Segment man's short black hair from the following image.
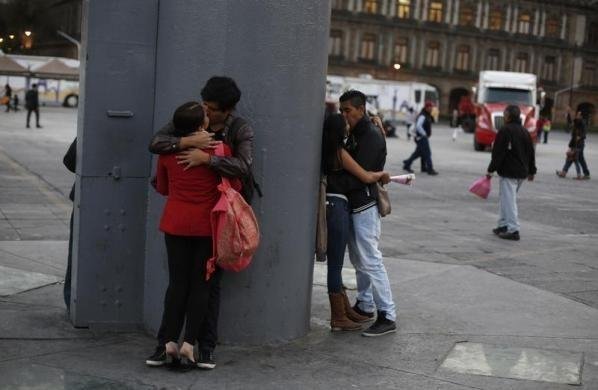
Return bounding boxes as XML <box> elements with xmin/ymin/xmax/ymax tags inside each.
<box><xmin>339</xmin><ymin>90</ymin><xmax>367</xmax><ymax>108</ymax></box>
<box><xmin>200</xmin><ymin>76</ymin><xmax>241</xmax><ymax>111</ymax></box>
<box><xmin>172</xmin><ymin>101</ymin><xmax>204</xmax><ymax>137</ymax></box>
<box><xmin>504</xmin><ymin>105</ymin><xmax>521</xmax><ymax>124</ymax></box>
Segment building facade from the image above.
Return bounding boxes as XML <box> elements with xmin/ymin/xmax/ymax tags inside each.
<box><xmin>328</xmin><ymin>0</ymin><xmax>598</xmax><ymax>126</ymax></box>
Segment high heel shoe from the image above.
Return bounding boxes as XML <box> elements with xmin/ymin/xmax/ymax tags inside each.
<box><xmin>164</xmin><ymin>342</ymin><xmax>180</xmax><ymax>368</ymax></box>
<box><xmin>177</xmin><ymin>342</ymin><xmax>196</xmax><ymax>371</ymax></box>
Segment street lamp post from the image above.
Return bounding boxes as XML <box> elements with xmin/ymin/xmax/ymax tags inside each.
<box><xmin>57</xmin><ymin>30</ymin><xmax>81</xmax><ymax>59</ymax></box>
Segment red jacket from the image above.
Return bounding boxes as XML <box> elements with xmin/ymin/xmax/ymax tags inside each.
<box><xmin>156</xmin><ymin>153</ymin><xmax>220</xmax><ymax>237</ymax></box>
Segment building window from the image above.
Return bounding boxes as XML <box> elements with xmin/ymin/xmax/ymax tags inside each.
<box><xmin>329</xmin><ymin>30</ymin><xmax>344</xmax><ymax>57</ymax></box>
<box><xmin>459</xmin><ymin>6</ymin><xmax>475</xmax><ymax>27</ymax></box>
<box><xmin>331</xmin><ymin>0</ymin><xmax>348</xmax><ymax>9</ymax></box>
<box><xmin>587</xmin><ymin>22</ymin><xmax>598</xmax><ymax>47</ymax></box>
<box><xmin>425</xmin><ymin>41</ymin><xmax>440</xmax><ymax>67</ymax></box>
<box><xmin>455</xmin><ymin>45</ymin><xmax>471</xmax><ymax>71</ymax></box>
<box><xmin>542</xmin><ymin>56</ymin><xmax>556</xmax><ymax>81</ymax></box>
<box><xmin>428</xmin><ymin>1</ymin><xmax>443</xmax><ymax>23</ymax></box>
<box><xmin>518</xmin><ymin>13</ymin><xmax>531</xmax><ymax>34</ymax></box>
<box><xmin>397</xmin><ymin>0</ymin><xmax>410</xmax><ymax>18</ymax></box>
<box><xmin>364</xmin><ymin>0</ymin><xmax>379</xmax><ymax>14</ymax></box>
<box><xmin>394</xmin><ymin>37</ymin><xmax>408</xmax><ymax>64</ymax></box>
<box><xmin>489</xmin><ymin>10</ymin><xmax>503</xmax><ymax>31</ymax></box>
<box><xmin>582</xmin><ymin>64</ymin><xmax>596</xmax><ymax>86</ymax></box>
<box><xmin>545</xmin><ymin>18</ymin><xmax>560</xmax><ymax>38</ymax></box>
<box><xmin>514</xmin><ymin>52</ymin><xmax>529</xmax><ymax>72</ymax></box>
<box><xmin>486</xmin><ymin>49</ymin><xmax>500</xmax><ymax>70</ymax></box>
<box><xmin>360</xmin><ymin>33</ymin><xmax>377</xmax><ymax>60</ymax></box>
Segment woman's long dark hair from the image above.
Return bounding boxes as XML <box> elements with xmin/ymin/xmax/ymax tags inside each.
<box><xmin>321</xmin><ymin>114</ymin><xmax>347</xmax><ymax>174</ymax></box>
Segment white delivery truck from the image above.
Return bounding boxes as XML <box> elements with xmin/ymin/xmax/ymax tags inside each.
<box><xmin>326</xmin><ymin>74</ymin><xmax>439</xmax><ymax>123</ymax></box>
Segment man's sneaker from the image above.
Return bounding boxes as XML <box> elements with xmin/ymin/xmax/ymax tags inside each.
<box><xmin>197</xmin><ymin>350</ymin><xmax>216</xmax><ymax>370</ymax></box>
<box><xmin>362</xmin><ymin>311</ymin><xmax>396</xmax><ymax>337</ymax></box>
<box><xmin>427</xmin><ymin>170</ymin><xmax>439</xmax><ymax>176</ymax></box>
<box><xmin>145</xmin><ymin>345</ymin><xmax>166</xmax><ymax>367</ymax></box>
<box><xmin>498</xmin><ymin>231</ymin><xmax>520</xmax><ymax>241</ymax></box>
<box><xmin>352</xmin><ymin>300</ymin><xmax>375</xmax><ymax>319</ymax></box>
<box><xmin>583</xmin><ymin>175</ymin><xmax>591</xmax><ymax>180</ymax></box>
<box><xmin>492</xmin><ymin>226</ymin><xmax>507</xmax><ymax>235</ymax></box>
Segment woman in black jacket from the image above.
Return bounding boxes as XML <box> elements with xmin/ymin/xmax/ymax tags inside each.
<box><xmin>557</xmin><ymin>113</ymin><xmax>590</xmax><ymax>180</ymax></box>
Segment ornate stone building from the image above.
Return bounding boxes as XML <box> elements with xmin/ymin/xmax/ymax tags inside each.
<box><xmin>328</xmin><ymin>0</ymin><xmax>598</xmax><ymax>126</ymax></box>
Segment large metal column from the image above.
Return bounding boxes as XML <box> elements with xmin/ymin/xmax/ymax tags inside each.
<box><xmin>72</xmin><ymin>0</ymin><xmax>159</xmax><ymax>328</ymax></box>
<box><xmin>75</xmin><ymin>0</ymin><xmax>331</xmax><ymax>344</ymax></box>
<box><xmin>144</xmin><ymin>1</ymin><xmax>331</xmax><ymax>344</ymax></box>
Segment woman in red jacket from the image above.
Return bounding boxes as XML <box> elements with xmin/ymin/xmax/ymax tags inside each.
<box><xmin>154</xmin><ymin>102</ymin><xmax>219</xmax><ymax>369</ymax></box>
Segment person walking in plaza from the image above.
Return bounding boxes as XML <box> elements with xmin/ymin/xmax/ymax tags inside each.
<box><xmin>339</xmin><ymin>90</ymin><xmax>397</xmax><ymax>337</ymax></box>
<box><xmin>25</xmin><ymin>84</ymin><xmax>42</xmax><ymax>128</ymax></box>
<box><xmin>556</xmin><ymin>112</ymin><xmax>591</xmax><ymax>180</ymax></box>
<box><xmin>152</xmin><ymin>101</ymin><xmax>217</xmax><ymax>370</ymax></box>
<box><xmin>487</xmin><ymin>105</ymin><xmax>537</xmax><ymax>241</ymax></box>
<box><xmin>146</xmin><ymin>76</ymin><xmax>255</xmax><ymax>370</ymax></box>
<box><xmin>321</xmin><ymin>113</ymin><xmax>390</xmax><ymax>332</ymax></box>
<box><xmin>402</xmin><ymin>101</ymin><xmax>438</xmax><ymax>175</ymax></box>
<box><xmin>3</xmin><ymin>84</ymin><xmax>12</xmax><ymax>112</ymax></box>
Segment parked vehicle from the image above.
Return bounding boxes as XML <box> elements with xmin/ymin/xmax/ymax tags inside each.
<box><xmin>326</xmin><ymin>74</ymin><xmax>440</xmax><ymax>122</ymax></box>
<box><xmin>0</xmin><ymin>53</ymin><xmax>79</xmax><ymax>107</ymax></box>
<box><xmin>473</xmin><ymin>71</ymin><xmax>538</xmax><ymax>151</ymax></box>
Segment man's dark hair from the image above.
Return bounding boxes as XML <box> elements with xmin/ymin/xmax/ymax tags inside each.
<box><xmin>504</xmin><ymin>105</ymin><xmax>521</xmax><ymax>124</ymax></box>
<box><xmin>172</xmin><ymin>101</ymin><xmax>204</xmax><ymax>137</ymax></box>
<box><xmin>339</xmin><ymin>90</ymin><xmax>367</xmax><ymax>108</ymax></box>
<box><xmin>200</xmin><ymin>76</ymin><xmax>241</xmax><ymax>111</ymax></box>
<box><xmin>31</xmin><ymin>83</ymin><xmax>37</xmax><ymax>88</ymax></box>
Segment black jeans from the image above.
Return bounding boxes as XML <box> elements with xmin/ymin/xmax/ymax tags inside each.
<box><xmin>63</xmin><ymin>211</ymin><xmax>74</xmax><ymax>310</ymax></box>
<box><xmin>161</xmin><ymin>234</ymin><xmax>213</xmax><ymax>344</ymax></box>
<box><xmin>404</xmin><ymin>137</ymin><xmax>433</xmax><ymax>171</ymax></box>
<box><xmin>26</xmin><ymin>108</ymin><xmax>40</xmax><ymax>127</ymax></box>
<box><xmin>157</xmin><ymin>241</ymin><xmax>222</xmax><ymax>350</ymax></box>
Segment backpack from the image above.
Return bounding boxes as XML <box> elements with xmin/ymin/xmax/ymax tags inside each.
<box><xmin>206</xmin><ymin>144</ymin><xmax>260</xmax><ymax>280</ymax></box>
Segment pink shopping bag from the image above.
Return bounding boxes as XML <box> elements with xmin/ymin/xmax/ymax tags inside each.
<box><xmin>469</xmin><ymin>176</ymin><xmax>491</xmax><ymax>199</ymax></box>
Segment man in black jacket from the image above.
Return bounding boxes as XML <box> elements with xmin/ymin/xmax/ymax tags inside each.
<box><xmin>339</xmin><ymin>90</ymin><xmax>397</xmax><ymax>337</ymax></box>
<box><xmin>487</xmin><ymin>105</ymin><xmax>536</xmax><ymax>241</ymax></box>
<box><xmin>146</xmin><ymin>76</ymin><xmax>255</xmax><ymax>370</ymax></box>
<box><xmin>25</xmin><ymin>84</ymin><xmax>42</xmax><ymax>128</ymax></box>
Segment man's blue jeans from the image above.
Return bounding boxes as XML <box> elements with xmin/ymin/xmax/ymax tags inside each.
<box><xmin>498</xmin><ymin>177</ymin><xmax>524</xmax><ymax>233</ymax></box>
<box><xmin>348</xmin><ymin>206</ymin><xmax>396</xmax><ymax>321</ymax></box>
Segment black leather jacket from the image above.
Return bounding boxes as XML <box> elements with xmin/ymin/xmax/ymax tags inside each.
<box><xmin>149</xmin><ymin>114</ymin><xmax>254</xmax><ymax>179</ymax></box>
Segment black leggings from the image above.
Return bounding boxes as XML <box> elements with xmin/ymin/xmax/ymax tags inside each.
<box><xmin>162</xmin><ymin>234</ymin><xmax>212</xmax><ymax>344</ymax></box>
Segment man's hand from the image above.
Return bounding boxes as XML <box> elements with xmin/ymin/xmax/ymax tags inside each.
<box><xmin>379</xmin><ymin>172</ymin><xmax>391</xmax><ymax>185</ymax></box>
<box><xmin>179</xmin><ymin>131</ymin><xmax>218</xmax><ymax>150</ymax></box>
<box><xmin>527</xmin><ymin>175</ymin><xmax>535</xmax><ymax>181</ymax></box>
<box><xmin>176</xmin><ymin>149</ymin><xmax>210</xmax><ymax>170</ymax></box>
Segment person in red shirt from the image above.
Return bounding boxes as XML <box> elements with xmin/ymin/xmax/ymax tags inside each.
<box><xmin>154</xmin><ymin>101</ymin><xmax>219</xmax><ymax>369</ymax></box>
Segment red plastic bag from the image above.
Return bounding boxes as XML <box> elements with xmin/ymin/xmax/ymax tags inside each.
<box><xmin>469</xmin><ymin>176</ymin><xmax>491</xmax><ymax>199</ymax></box>
<box><xmin>206</xmin><ymin>143</ymin><xmax>260</xmax><ymax>280</ymax></box>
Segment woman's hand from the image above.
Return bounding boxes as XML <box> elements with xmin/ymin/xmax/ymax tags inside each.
<box><xmin>180</xmin><ymin>131</ymin><xmax>218</xmax><ymax>150</ymax></box>
<box><xmin>176</xmin><ymin>149</ymin><xmax>211</xmax><ymax>170</ymax></box>
<box><xmin>370</xmin><ymin>115</ymin><xmax>385</xmax><ymax>137</ymax></box>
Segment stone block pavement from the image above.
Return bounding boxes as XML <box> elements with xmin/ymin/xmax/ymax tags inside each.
<box><xmin>0</xmin><ymin>108</ymin><xmax>597</xmax><ymax>389</ymax></box>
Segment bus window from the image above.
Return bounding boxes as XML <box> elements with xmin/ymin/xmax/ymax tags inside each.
<box><xmin>415</xmin><ymin>90</ymin><xmax>422</xmax><ymax>104</ymax></box>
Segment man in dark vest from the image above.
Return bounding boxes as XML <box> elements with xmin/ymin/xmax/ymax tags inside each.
<box><xmin>402</xmin><ymin>101</ymin><xmax>438</xmax><ymax>175</ymax></box>
<box><xmin>145</xmin><ymin>76</ymin><xmax>255</xmax><ymax>370</ymax></box>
